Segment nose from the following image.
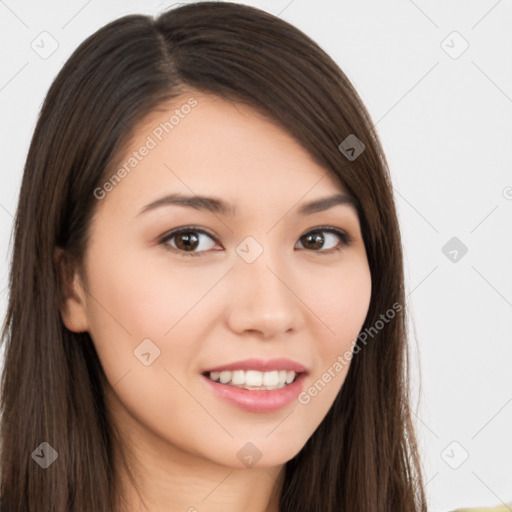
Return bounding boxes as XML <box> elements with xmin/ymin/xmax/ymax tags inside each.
<box><xmin>226</xmin><ymin>245</ymin><xmax>304</xmax><ymax>339</ymax></box>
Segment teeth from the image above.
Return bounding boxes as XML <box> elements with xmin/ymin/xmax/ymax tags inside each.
<box><xmin>208</xmin><ymin>370</ymin><xmax>297</xmax><ymax>390</ymax></box>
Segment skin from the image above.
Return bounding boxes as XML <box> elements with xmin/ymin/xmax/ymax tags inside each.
<box><xmin>57</xmin><ymin>91</ymin><xmax>372</xmax><ymax>512</ymax></box>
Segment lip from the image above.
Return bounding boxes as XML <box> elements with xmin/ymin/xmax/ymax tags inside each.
<box><xmin>201</xmin><ymin>371</ymin><xmax>308</xmax><ymax>413</ymax></box>
<box><xmin>202</xmin><ymin>358</ymin><xmax>308</xmax><ymax>374</ymax></box>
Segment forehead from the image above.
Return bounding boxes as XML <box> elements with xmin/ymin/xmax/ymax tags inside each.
<box><xmin>97</xmin><ymin>91</ymin><xmax>351</xmax><ymax>217</ymax></box>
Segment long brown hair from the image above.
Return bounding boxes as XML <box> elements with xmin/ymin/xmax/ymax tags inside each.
<box><xmin>0</xmin><ymin>2</ymin><xmax>427</xmax><ymax>511</ymax></box>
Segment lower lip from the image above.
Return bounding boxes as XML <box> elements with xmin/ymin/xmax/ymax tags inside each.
<box><xmin>201</xmin><ymin>372</ymin><xmax>307</xmax><ymax>413</ymax></box>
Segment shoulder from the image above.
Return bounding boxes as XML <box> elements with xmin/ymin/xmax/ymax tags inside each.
<box><xmin>450</xmin><ymin>504</ymin><xmax>512</xmax><ymax>512</ymax></box>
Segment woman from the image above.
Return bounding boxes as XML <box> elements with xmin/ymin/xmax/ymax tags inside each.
<box><xmin>0</xmin><ymin>2</ymin><xmax>427</xmax><ymax>511</ymax></box>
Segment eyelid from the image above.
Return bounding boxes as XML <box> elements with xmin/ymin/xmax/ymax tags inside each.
<box><xmin>160</xmin><ymin>225</ymin><xmax>218</xmax><ymax>241</ymax></box>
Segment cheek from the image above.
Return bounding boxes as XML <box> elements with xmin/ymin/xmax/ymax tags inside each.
<box><xmin>83</xmin><ymin>244</ymin><xmax>223</xmax><ymax>377</ymax></box>
<box><xmin>84</xmin><ymin>239</ymin><xmax>199</xmax><ymax>333</ymax></box>
<box><xmin>306</xmin><ymin>258</ymin><xmax>372</xmax><ymax>348</ymax></box>
<box><xmin>293</xmin><ymin>261</ymin><xmax>371</xmax><ymax>428</ymax></box>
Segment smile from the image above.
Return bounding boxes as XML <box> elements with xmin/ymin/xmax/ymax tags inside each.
<box><xmin>205</xmin><ymin>369</ymin><xmax>298</xmax><ymax>390</ymax></box>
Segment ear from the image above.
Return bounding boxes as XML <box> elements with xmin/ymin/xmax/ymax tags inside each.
<box><xmin>54</xmin><ymin>247</ymin><xmax>89</xmax><ymax>333</ymax></box>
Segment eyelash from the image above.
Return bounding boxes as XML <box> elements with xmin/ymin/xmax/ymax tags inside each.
<box><xmin>158</xmin><ymin>225</ymin><xmax>354</xmax><ymax>258</ymax></box>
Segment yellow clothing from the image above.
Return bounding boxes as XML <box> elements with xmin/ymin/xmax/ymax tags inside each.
<box><xmin>451</xmin><ymin>504</ymin><xmax>512</xmax><ymax>512</ymax></box>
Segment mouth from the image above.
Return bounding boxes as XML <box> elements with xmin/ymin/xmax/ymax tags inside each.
<box><xmin>202</xmin><ymin>369</ymin><xmax>302</xmax><ymax>391</ymax></box>
<box><xmin>200</xmin><ymin>359</ymin><xmax>309</xmax><ymax>412</ymax></box>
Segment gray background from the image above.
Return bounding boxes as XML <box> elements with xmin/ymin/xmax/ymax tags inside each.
<box><xmin>1</xmin><ymin>1</ymin><xmax>511</xmax><ymax>510</ymax></box>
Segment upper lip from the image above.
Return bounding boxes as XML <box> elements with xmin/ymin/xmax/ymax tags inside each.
<box><xmin>203</xmin><ymin>358</ymin><xmax>308</xmax><ymax>374</ymax></box>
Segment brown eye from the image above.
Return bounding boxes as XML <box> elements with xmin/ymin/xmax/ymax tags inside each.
<box><xmin>296</xmin><ymin>228</ymin><xmax>352</xmax><ymax>253</ymax></box>
<box><xmin>159</xmin><ymin>225</ymin><xmax>352</xmax><ymax>258</ymax></box>
<box><xmin>160</xmin><ymin>227</ymin><xmax>218</xmax><ymax>257</ymax></box>
<box><xmin>300</xmin><ymin>232</ymin><xmax>325</xmax><ymax>250</ymax></box>
<box><xmin>174</xmin><ymin>232</ymin><xmax>200</xmax><ymax>251</ymax></box>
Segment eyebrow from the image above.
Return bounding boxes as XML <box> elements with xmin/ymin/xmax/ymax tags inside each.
<box><xmin>137</xmin><ymin>192</ymin><xmax>358</xmax><ymax>217</ymax></box>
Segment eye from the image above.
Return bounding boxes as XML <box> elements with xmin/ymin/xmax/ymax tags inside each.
<box><xmin>158</xmin><ymin>225</ymin><xmax>353</xmax><ymax>257</ymax></box>
<box><xmin>159</xmin><ymin>227</ymin><xmax>219</xmax><ymax>257</ymax></box>
<box><xmin>296</xmin><ymin>227</ymin><xmax>353</xmax><ymax>254</ymax></box>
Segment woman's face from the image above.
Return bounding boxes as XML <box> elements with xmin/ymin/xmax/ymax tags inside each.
<box><xmin>62</xmin><ymin>91</ymin><xmax>372</xmax><ymax>469</ymax></box>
